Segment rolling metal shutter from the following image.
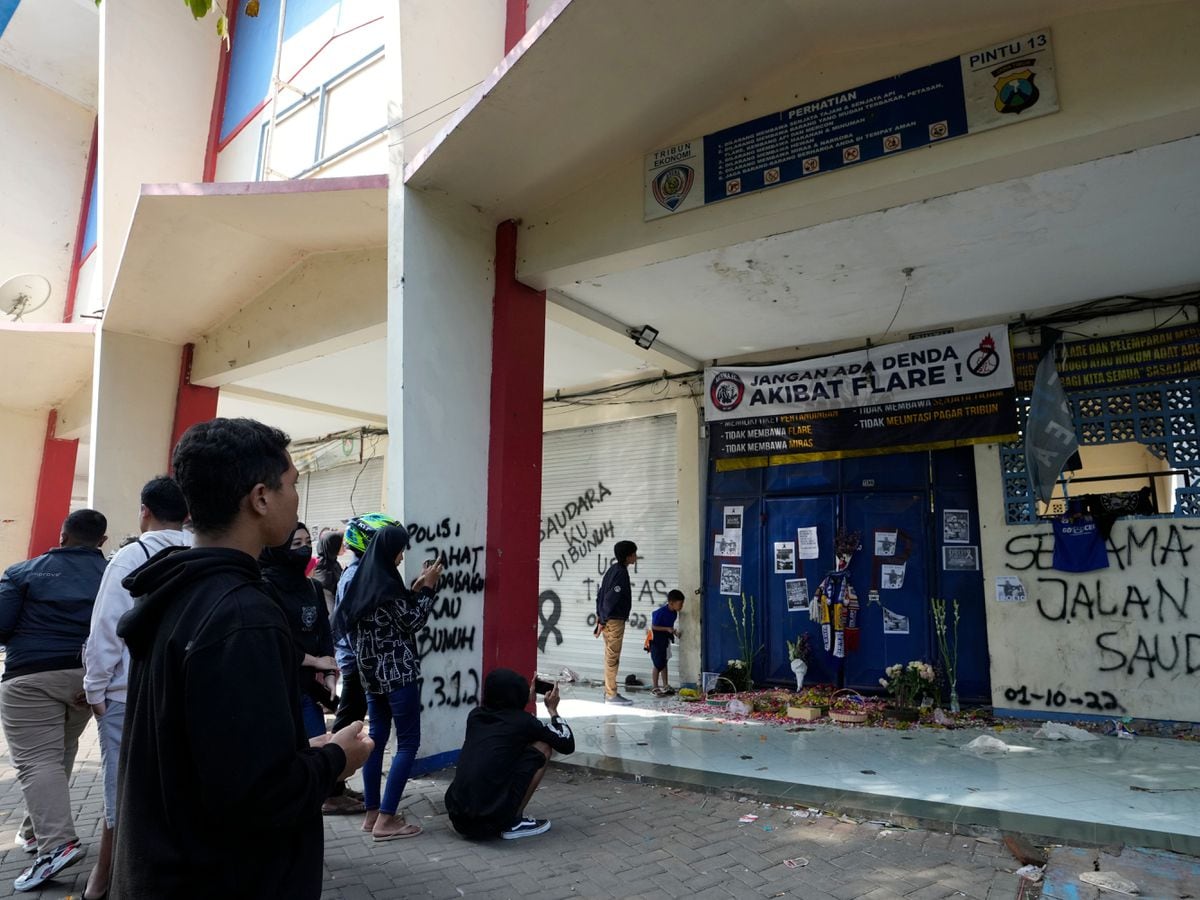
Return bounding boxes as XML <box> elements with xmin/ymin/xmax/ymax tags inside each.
<box><xmin>298</xmin><ymin>457</ymin><xmax>385</xmax><ymax>537</ymax></box>
<box><xmin>538</xmin><ymin>414</ymin><xmax>678</xmax><ymax>683</ymax></box>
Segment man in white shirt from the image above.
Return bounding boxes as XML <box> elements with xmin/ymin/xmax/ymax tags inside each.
<box><xmin>80</xmin><ymin>476</ymin><xmax>190</xmax><ymax>900</ymax></box>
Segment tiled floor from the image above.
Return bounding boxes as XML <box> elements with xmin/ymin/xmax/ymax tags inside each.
<box><xmin>548</xmin><ymin>688</ymin><xmax>1200</xmax><ymax>855</ymax></box>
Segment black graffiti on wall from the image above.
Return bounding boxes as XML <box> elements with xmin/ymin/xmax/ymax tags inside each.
<box><xmin>538</xmin><ymin>590</ymin><xmax>563</xmax><ymax>651</ymax></box>
<box><xmin>1003</xmin><ymin>522</ymin><xmax>1200</xmax><ymax>680</ymax></box>
<box><xmin>405</xmin><ymin>516</ymin><xmax>484</xmax><ymax>709</ymax></box>
<box><xmin>1002</xmin><ymin>685</ymin><xmax>1126</xmax><ymax>713</ymax></box>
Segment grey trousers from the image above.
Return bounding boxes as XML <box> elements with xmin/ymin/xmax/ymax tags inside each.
<box><xmin>1</xmin><ymin>668</ymin><xmax>90</xmax><ymax>851</ymax></box>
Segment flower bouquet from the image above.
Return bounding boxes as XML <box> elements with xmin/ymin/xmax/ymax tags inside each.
<box><xmin>879</xmin><ymin>660</ymin><xmax>936</xmax><ymax>721</ymax></box>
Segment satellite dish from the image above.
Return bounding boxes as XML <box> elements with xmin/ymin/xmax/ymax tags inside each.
<box><xmin>0</xmin><ymin>274</ymin><xmax>51</xmax><ymax>321</ymax></box>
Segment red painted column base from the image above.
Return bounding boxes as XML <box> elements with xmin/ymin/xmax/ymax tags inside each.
<box><xmin>169</xmin><ymin>344</ymin><xmax>220</xmax><ymax>470</ymax></box>
<box><xmin>27</xmin><ymin>411</ymin><xmax>79</xmax><ymax>558</ymax></box>
<box><xmin>483</xmin><ymin>221</ymin><xmax>545</xmax><ymax>680</ymax></box>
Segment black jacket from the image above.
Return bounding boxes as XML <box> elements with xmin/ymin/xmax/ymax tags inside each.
<box><xmin>595</xmin><ymin>561</ymin><xmax>632</xmax><ymax>623</ymax></box>
<box><xmin>0</xmin><ymin>546</ymin><xmax>105</xmax><ymax>680</ymax></box>
<box><xmin>445</xmin><ymin>706</ymin><xmax>574</xmax><ymax>828</ymax></box>
<box><xmin>111</xmin><ymin>546</ymin><xmax>345</xmax><ymax>899</ymax></box>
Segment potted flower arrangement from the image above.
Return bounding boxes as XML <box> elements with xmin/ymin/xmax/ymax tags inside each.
<box><xmin>785</xmin><ymin>633</ymin><xmax>813</xmax><ymax>690</ymax></box>
<box><xmin>786</xmin><ymin>686</ymin><xmax>828</xmax><ymax>721</ymax></box>
<box><xmin>879</xmin><ymin>660</ymin><xmax>936</xmax><ymax>721</ymax></box>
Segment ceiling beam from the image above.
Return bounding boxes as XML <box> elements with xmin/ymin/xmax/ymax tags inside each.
<box><xmin>546</xmin><ymin>290</ymin><xmax>700</xmax><ymax>373</ymax></box>
<box><xmin>219</xmin><ymin>384</ymin><xmax>388</xmax><ymax>428</ymax></box>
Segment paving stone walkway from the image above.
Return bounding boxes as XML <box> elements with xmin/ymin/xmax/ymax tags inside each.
<box><xmin>0</xmin><ymin>720</ymin><xmax>1031</xmax><ymax>899</ymax></box>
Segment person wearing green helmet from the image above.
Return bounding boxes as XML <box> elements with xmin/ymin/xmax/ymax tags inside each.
<box><xmin>323</xmin><ymin>513</ymin><xmax>400</xmax><ymax>814</ymax></box>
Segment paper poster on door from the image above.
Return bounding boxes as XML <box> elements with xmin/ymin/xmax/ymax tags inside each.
<box><xmin>714</xmin><ymin>532</ymin><xmax>741</xmax><ymax>557</ymax></box>
<box><xmin>881</xmin><ymin>563</ymin><xmax>906</xmax><ymax>589</ymax></box>
<box><xmin>774</xmin><ymin>542</ymin><xmax>796</xmax><ymax>574</ymax></box>
<box><xmin>882</xmin><ymin>607</ymin><xmax>910</xmax><ymax>634</ymax></box>
<box><xmin>874</xmin><ymin>531</ymin><xmax>898</xmax><ymax>557</ymax></box>
<box><xmin>796</xmin><ymin>526</ymin><xmax>820</xmax><ymax>559</ymax></box>
<box><xmin>785</xmin><ymin>578</ymin><xmax>808</xmax><ymax>611</ymax></box>
<box><xmin>943</xmin><ymin>545</ymin><xmax>979</xmax><ymax>571</ymax></box>
<box><xmin>943</xmin><ymin>509</ymin><xmax>970</xmax><ymax>544</ymax></box>
<box><xmin>723</xmin><ymin>506</ymin><xmax>743</xmax><ymax>533</ymax></box>
<box><xmin>719</xmin><ymin>564</ymin><xmax>742</xmax><ymax>596</ymax></box>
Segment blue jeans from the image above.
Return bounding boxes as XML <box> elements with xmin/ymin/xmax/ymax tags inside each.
<box><xmin>300</xmin><ymin>694</ymin><xmax>327</xmax><ymax>740</ymax></box>
<box><xmin>363</xmin><ymin>682</ymin><xmax>421</xmax><ymax>815</ymax></box>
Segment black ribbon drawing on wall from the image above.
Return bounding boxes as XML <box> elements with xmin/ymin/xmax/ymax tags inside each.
<box><xmin>538</xmin><ymin>590</ymin><xmax>563</xmax><ymax>651</ymax></box>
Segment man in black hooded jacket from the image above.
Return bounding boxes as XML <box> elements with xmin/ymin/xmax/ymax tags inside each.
<box><xmin>111</xmin><ymin>419</ymin><xmax>373</xmax><ymax>899</ymax></box>
<box><xmin>444</xmin><ymin>668</ymin><xmax>574</xmax><ymax>841</ymax></box>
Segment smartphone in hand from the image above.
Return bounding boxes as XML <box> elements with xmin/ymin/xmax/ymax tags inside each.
<box><xmin>534</xmin><ymin>678</ymin><xmax>555</xmax><ymax>695</ymax></box>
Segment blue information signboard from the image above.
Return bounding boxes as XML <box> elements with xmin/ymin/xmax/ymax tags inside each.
<box><xmin>645</xmin><ymin>30</ymin><xmax>1057</xmax><ymax>220</ymax></box>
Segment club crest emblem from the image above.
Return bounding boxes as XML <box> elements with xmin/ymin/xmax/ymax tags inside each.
<box><xmin>992</xmin><ymin>61</ymin><xmax>1040</xmax><ymax>114</ymax></box>
<box><xmin>710</xmin><ymin>371</ymin><xmax>745</xmax><ymax>413</ymax></box>
<box><xmin>301</xmin><ymin>606</ymin><xmax>317</xmax><ymax>629</ymax></box>
<box><xmin>652</xmin><ymin>164</ymin><xmax>695</xmax><ymax>212</ymax></box>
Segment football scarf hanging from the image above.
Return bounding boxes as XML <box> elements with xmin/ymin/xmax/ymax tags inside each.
<box><xmin>812</xmin><ymin>530</ymin><xmax>862</xmax><ymax>658</ymax></box>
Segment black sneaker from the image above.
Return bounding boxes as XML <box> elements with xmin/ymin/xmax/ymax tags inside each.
<box><xmin>14</xmin><ymin>839</ymin><xmax>85</xmax><ymax>892</ymax></box>
<box><xmin>501</xmin><ymin>817</ymin><xmax>551</xmax><ymax>840</ymax></box>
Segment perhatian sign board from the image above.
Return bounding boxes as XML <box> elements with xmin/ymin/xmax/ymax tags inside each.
<box><xmin>645</xmin><ymin>30</ymin><xmax>1057</xmax><ymax>220</ymax></box>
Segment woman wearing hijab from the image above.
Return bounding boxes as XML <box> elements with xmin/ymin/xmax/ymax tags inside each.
<box><xmin>260</xmin><ymin>523</ymin><xmax>338</xmax><ymax>740</ymax></box>
<box><xmin>310</xmin><ymin>529</ymin><xmax>344</xmax><ymax>617</ymax></box>
<box><xmin>334</xmin><ymin>525</ymin><xmax>443</xmax><ymax>840</ymax></box>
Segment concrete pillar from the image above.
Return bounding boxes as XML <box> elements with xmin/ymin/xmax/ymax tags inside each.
<box><xmin>0</xmin><ymin>410</ymin><xmax>57</xmax><ymax>567</ymax></box>
<box><xmin>484</xmin><ymin>222</ymin><xmax>545</xmax><ymax>679</ymax></box>
<box><xmin>89</xmin><ymin>332</ymin><xmax>182</xmax><ymax>543</ymax></box>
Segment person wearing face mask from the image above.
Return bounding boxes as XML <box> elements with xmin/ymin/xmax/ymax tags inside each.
<box><xmin>334</xmin><ymin>525</ymin><xmax>443</xmax><ymax>841</ymax></box>
<box><xmin>260</xmin><ymin>523</ymin><xmax>337</xmax><ymax>741</ymax></box>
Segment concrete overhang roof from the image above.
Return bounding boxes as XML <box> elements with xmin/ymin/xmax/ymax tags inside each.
<box><xmin>403</xmin><ymin>0</ymin><xmax>1147</xmax><ymax>218</ymax></box>
<box><xmin>105</xmin><ymin>176</ymin><xmax>388</xmax><ymax>344</ymax></box>
<box><xmin>0</xmin><ymin>322</ymin><xmax>94</xmax><ymax>412</ymax></box>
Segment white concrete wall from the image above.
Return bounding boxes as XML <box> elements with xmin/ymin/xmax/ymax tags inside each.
<box><xmin>0</xmin><ymin>67</ymin><xmax>93</xmax><ymax>324</ymax></box>
<box><xmin>71</xmin><ymin>252</ymin><xmax>101</xmax><ymax>322</ymax></box>
<box><xmin>398</xmin><ymin>0</ymin><xmax>505</xmax><ymax>164</ymax></box>
<box><xmin>0</xmin><ymin>410</ymin><xmax>50</xmax><ymax>569</ymax></box>
<box><xmin>542</xmin><ymin>390</ymin><xmax>705</xmax><ymax>684</ymax></box>
<box><xmin>88</xmin><ymin>332</ymin><xmax>181</xmax><ymax>544</ymax></box>
<box><xmin>99</xmin><ymin>0</ymin><xmax>216</xmax><ymax>305</ymax></box>
<box><xmin>519</xmin><ymin>1</ymin><xmax>1200</xmax><ymax>287</ymax></box>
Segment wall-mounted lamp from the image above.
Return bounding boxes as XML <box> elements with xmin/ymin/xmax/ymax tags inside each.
<box><xmin>630</xmin><ymin>324</ymin><xmax>659</xmax><ymax>350</ymax></box>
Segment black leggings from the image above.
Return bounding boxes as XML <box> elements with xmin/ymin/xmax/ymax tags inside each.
<box><xmin>328</xmin><ymin>669</ymin><xmax>367</xmax><ymax>796</ymax></box>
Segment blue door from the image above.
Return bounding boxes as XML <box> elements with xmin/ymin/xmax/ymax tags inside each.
<box><xmin>762</xmin><ymin>496</ymin><xmax>837</xmax><ymax>685</ymax></box>
<box><xmin>839</xmin><ymin>490</ymin><xmax>931</xmax><ymax>691</ymax></box>
<box><xmin>702</xmin><ymin>496</ymin><xmax>761</xmax><ymax>678</ymax></box>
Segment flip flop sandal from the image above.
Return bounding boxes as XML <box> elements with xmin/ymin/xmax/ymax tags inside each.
<box><xmin>372</xmin><ymin>823</ymin><xmax>422</xmax><ymax>841</ymax></box>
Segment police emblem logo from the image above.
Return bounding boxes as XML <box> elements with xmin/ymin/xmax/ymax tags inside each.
<box><xmin>883</xmin><ymin>134</ymin><xmax>901</xmax><ymax>153</ymax></box>
<box><xmin>802</xmin><ymin>156</ymin><xmax>820</xmax><ymax>175</ymax></box>
<box><xmin>992</xmin><ymin>60</ymin><xmax>1040</xmax><ymax>115</ymax></box>
<box><xmin>842</xmin><ymin>145</ymin><xmax>861</xmax><ymax>164</ymax></box>
<box><xmin>651</xmin><ymin>164</ymin><xmax>695</xmax><ymax>212</ymax></box>
<box><xmin>763</xmin><ymin>167</ymin><xmax>780</xmax><ymax>185</ymax></box>
<box><xmin>726</xmin><ymin>177</ymin><xmax>742</xmax><ymax>196</ymax></box>
<box><xmin>928</xmin><ymin>121</ymin><xmax>949</xmax><ymax>140</ymax></box>
<box><xmin>710</xmin><ymin>371</ymin><xmax>745</xmax><ymax>413</ymax></box>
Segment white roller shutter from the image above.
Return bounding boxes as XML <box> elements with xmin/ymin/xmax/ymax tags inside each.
<box><xmin>298</xmin><ymin>457</ymin><xmax>385</xmax><ymax>536</ymax></box>
<box><xmin>538</xmin><ymin>415</ymin><xmax>678</xmax><ymax>683</ymax></box>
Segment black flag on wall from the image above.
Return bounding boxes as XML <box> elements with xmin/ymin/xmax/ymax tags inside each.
<box><xmin>1024</xmin><ymin>330</ymin><xmax>1079</xmax><ymax>504</ymax></box>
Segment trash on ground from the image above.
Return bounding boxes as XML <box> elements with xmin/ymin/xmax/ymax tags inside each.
<box><xmin>1004</xmin><ymin>834</ymin><xmax>1049</xmax><ymax>867</ymax></box>
<box><xmin>1079</xmin><ymin>871</ymin><xmax>1139</xmax><ymax>894</ymax></box>
<box><xmin>1014</xmin><ymin>865</ymin><xmax>1044</xmax><ymax>882</ymax></box>
<box><xmin>762</xmin><ymin>824</ymin><xmax>774</xmax><ymax>832</ymax></box>
<box><xmin>964</xmin><ymin>735</ymin><xmax>1011</xmax><ymax>753</ymax></box>
<box><xmin>738</xmin><ymin>814</ymin><xmax>759</xmax><ymax>823</ymax></box>
<box><xmin>782</xmin><ymin>858</ymin><xmax>809</xmax><ymax>869</ymax></box>
<box><xmin>727</xmin><ymin>699</ymin><xmax>751</xmax><ymax>716</ymax></box>
<box><xmin>1034</xmin><ymin>722</ymin><xmax>1099</xmax><ymax>742</ymax></box>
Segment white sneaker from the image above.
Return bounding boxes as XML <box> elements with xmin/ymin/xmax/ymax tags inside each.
<box><xmin>13</xmin><ymin>833</ymin><xmax>36</xmax><ymax>854</ymax></box>
<box><xmin>605</xmin><ymin>694</ymin><xmax>633</xmax><ymax>706</ymax></box>
<box><xmin>14</xmin><ymin>839</ymin><xmax>85</xmax><ymax>892</ymax></box>
<box><xmin>501</xmin><ymin>817</ymin><xmax>551</xmax><ymax>840</ymax></box>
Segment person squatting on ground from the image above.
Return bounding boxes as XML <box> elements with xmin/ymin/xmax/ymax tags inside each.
<box><xmin>0</xmin><ymin>509</ymin><xmax>108</xmax><ymax>892</ymax></box>
<box><xmin>111</xmin><ymin>418</ymin><xmax>373</xmax><ymax>898</ymax></box>
<box><xmin>335</xmin><ymin>524</ymin><xmax>443</xmax><ymax>840</ymax></box>
<box><xmin>261</xmin><ymin>522</ymin><xmax>339</xmax><ymax>741</ymax></box>
<box><xmin>444</xmin><ymin>669</ymin><xmax>575</xmax><ymax>840</ymax></box>
<box><xmin>594</xmin><ymin>540</ymin><xmax>640</xmax><ymax>705</ymax></box>
<box><xmin>324</xmin><ymin>512</ymin><xmax>400</xmax><ymax>814</ymax></box>
<box><xmin>645</xmin><ymin>589</ymin><xmax>685</xmax><ymax>696</ymax></box>
<box><xmin>81</xmin><ymin>476</ymin><xmax>191</xmax><ymax>900</ymax></box>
